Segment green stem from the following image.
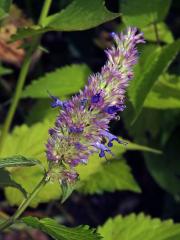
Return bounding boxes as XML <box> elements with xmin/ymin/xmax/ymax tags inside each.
<box><xmin>0</xmin><ymin>0</ymin><xmax>52</xmax><ymax>152</ymax></box>
<box><xmin>0</xmin><ymin>174</ymin><xmax>48</xmax><ymax>231</ymax></box>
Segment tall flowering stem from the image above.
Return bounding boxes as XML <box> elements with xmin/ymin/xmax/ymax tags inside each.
<box><xmin>46</xmin><ymin>27</ymin><xmax>145</xmax><ymax>184</ymax></box>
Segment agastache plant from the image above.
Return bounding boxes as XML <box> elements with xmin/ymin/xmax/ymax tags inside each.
<box><xmin>46</xmin><ymin>27</ymin><xmax>145</xmax><ymax>185</ymax></box>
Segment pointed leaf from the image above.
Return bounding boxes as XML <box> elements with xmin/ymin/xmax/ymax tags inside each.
<box><xmin>0</xmin><ymin>169</ymin><xmax>27</xmax><ymax>197</ymax></box>
<box><xmin>128</xmin><ymin>40</ymin><xmax>180</xmax><ymax>122</ymax></box>
<box><xmin>43</xmin><ymin>0</ymin><xmax>120</xmax><ymax>31</ymax></box>
<box><xmin>0</xmin><ymin>155</ymin><xmax>41</xmax><ymax>169</ymax></box>
<box><xmin>23</xmin><ymin>217</ymin><xmax>102</xmax><ymax>240</ymax></box>
<box><xmin>11</xmin><ymin>0</ymin><xmax>120</xmax><ymax>41</ymax></box>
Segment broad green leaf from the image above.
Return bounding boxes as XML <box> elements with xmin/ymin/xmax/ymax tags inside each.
<box><xmin>22</xmin><ymin>64</ymin><xmax>90</xmax><ymax>98</ymax></box>
<box><xmin>23</xmin><ymin>217</ymin><xmax>102</xmax><ymax>240</ymax></box>
<box><xmin>1</xmin><ymin>121</ymin><xmax>158</xmax><ymax>206</ymax></box>
<box><xmin>12</xmin><ymin>0</ymin><xmax>120</xmax><ymax>41</ymax></box>
<box><xmin>0</xmin><ymin>0</ymin><xmax>12</xmax><ymax>12</ymax></box>
<box><xmin>43</xmin><ymin>0</ymin><xmax>120</xmax><ymax>30</ymax></box>
<box><xmin>98</xmin><ymin>213</ymin><xmax>180</xmax><ymax>240</ymax></box>
<box><xmin>0</xmin><ymin>169</ymin><xmax>27</xmax><ymax>197</ymax></box>
<box><xmin>121</xmin><ymin>0</ymin><xmax>172</xmax><ymax>28</ymax></box>
<box><xmin>0</xmin><ymin>120</ymin><xmax>60</xmax><ymax>207</ymax></box>
<box><xmin>144</xmin><ymin>74</ymin><xmax>180</xmax><ymax>109</ymax></box>
<box><xmin>78</xmin><ymin>160</ymin><xmax>141</xmax><ymax>194</ymax></box>
<box><xmin>128</xmin><ymin>40</ymin><xmax>180</xmax><ymax>122</ymax></box>
<box><xmin>142</xmin><ymin>22</ymin><xmax>174</xmax><ymax>44</ymax></box>
<box><xmin>0</xmin><ymin>155</ymin><xmax>41</xmax><ymax>168</ymax></box>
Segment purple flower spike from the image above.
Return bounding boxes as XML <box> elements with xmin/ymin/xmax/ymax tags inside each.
<box><xmin>46</xmin><ymin>27</ymin><xmax>145</xmax><ymax>184</ymax></box>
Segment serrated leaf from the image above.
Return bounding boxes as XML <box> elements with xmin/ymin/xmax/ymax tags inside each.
<box><xmin>78</xmin><ymin>160</ymin><xmax>141</xmax><ymax>194</ymax></box>
<box><xmin>98</xmin><ymin>213</ymin><xmax>180</xmax><ymax>240</ymax></box>
<box><xmin>43</xmin><ymin>0</ymin><xmax>120</xmax><ymax>30</ymax></box>
<box><xmin>121</xmin><ymin>0</ymin><xmax>172</xmax><ymax>28</ymax></box>
<box><xmin>144</xmin><ymin>74</ymin><xmax>180</xmax><ymax>109</ymax></box>
<box><xmin>0</xmin><ymin>155</ymin><xmax>41</xmax><ymax>168</ymax></box>
<box><xmin>11</xmin><ymin>0</ymin><xmax>120</xmax><ymax>41</ymax></box>
<box><xmin>0</xmin><ymin>169</ymin><xmax>27</xmax><ymax>197</ymax></box>
<box><xmin>22</xmin><ymin>64</ymin><xmax>90</xmax><ymax>98</ymax></box>
<box><xmin>1</xmin><ymin>121</ymin><xmax>157</xmax><ymax>206</ymax></box>
<box><xmin>128</xmin><ymin>40</ymin><xmax>180</xmax><ymax>122</ymax></box>
<box><xmin>142</xmin><ymin>22</ymin><xmax>174</xmax><ymax>44</ymax></box>
<box><xmin>23</xmin><ymin>217</ymin><xmax>102</xmax><ymax>240</ymax></box>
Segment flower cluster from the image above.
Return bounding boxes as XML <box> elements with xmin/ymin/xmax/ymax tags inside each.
<box><xmin>46</xmin><ymin>27</ymin><xmax>145</xmax><ymax>184</ymax></box>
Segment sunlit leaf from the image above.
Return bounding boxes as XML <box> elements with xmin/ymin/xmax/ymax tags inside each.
<box><xmin>128</xmin><ymin>40</ymin><xmax>180</xmax><ymax>122</ymax></box>
<box><xmin>1</xmin><ymin>121</ymin><xmax>158</xmax><ymax>206</ymax></box>
<box><xmin>98</xmin><ymin>213</ymin><xmax>180</xmax><ymax>240</ymax></box>
<box><xmin>121</xmin><ymin>0</ymin><xmax>172</xmax><ymax>28</ymax></box>
<box><xmin>144</xmin><ymin>74</ymin><xmax>180</xmax><ymax>109</ymax></box>
<box><xmin>142</xmin><ymin>22</ymin><xmax>174</xmax><ymax>44</ymax></box>
<box><xmin>78</xmin><ymin>160</ymin><xmax>141</xmax><ymax>194</ymax></box>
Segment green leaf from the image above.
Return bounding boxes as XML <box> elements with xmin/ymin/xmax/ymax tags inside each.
<box><xmin>22</xmin><ymin>64</ymin><xmax>90</xmax><ymax>98</ymax></box>
<box><xmin>0</xmin><ymin>169</ymin><xmax>27</xmax><ymax>197</ymax></box>
<box><xmin>119</xmin><ymin>138</ymin><xmax>162</xmax><ymax>154</ymax></box>
<box><xmin>0</xmin><ymin>120</ymin><xmax>61</xmax><ymax>207</ymax></box>
<box><xmin>128</xmin><ymin>40</ymin><xmax>180</xmax><ymax>122</ymax></box>
<box><xmin>0</xmin><ymin>66</ymin><xmax>13</xmax><ymax>76</ymax></box>
<box><xmin>0</xmin><ymin>0</ymin><xmax>12</xmax><ymax>13</ymax></box>
<box><xmin>1</xmin><ymin>119</ymin><xmax>160</xmax><ymax>206</ymax></box>
<box><xmin>11</xmin><ymin>0</ymin><xmax>120</xmax><ymax>41</ymax></box>
<box><xmin>144</xmin><ymin>74</ymin><xmax>180</xmax><ymax>109</ymax></box>
<box><xmin>121</xmin><ymin>0</ymin><xmax>172</xmax><ymax>28</ymax></box>
<box><xmin>23</xmin><ymin>217</ymin><xmax>102</xmax><ymax>240</ymax></box>
<box><xmin>142</xmin><ymin>22</ymin><xmax>174</xmax><ymax>44</ymax></box>
<box><xmin>43</xmin><ymin>0</ymin><xmax>120</xmax><ymax>30</ymax></box>
<box><xmin>98</xmin><ymin>213</ymin><xmax>180</xmax><ymax>240</ymax></box>
<box><xmin>0</xmin><ymin>155</ymin><xmax>41</xmax><ymax>169</ymax></box>
<box><xmin>78</xmin><ymin>160</ymin><xmax>141</xmax><ymax>194</ymax></box>
<box><xmin>145</xmin><ymin>128</ymin><xmax>180</xmax><ymax>198</ymax></box>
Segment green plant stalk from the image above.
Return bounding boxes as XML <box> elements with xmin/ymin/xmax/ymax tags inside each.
<box><xmin>0</xmin><ymin>174</ymin><xmax>49</xmax><ymax>231</ymax></box>
<box><xmin>0</xmin><ymin>0</ymin><xmax>52</xmax><ymax>152</ymax></box>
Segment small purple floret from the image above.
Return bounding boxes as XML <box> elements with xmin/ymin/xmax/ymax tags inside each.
<box><xmin>91</xmin><ymin>93</ymin><xmax>101</xmax><ymax>104</ymax></box>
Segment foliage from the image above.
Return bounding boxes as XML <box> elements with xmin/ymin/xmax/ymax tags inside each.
<box><xmin>23</xmin><ymin>216</ymin><xmax>102</xmax><ymax>240</ymax></box>
<box><xmin>0</xmin><ymin>0</ymin><xmax>180</xmax><ymax>238</ymax></box>
<box><xmin>98</xmin><ymin>213</ymin><xmax>180</xmax><ymax>240</ymax></box>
